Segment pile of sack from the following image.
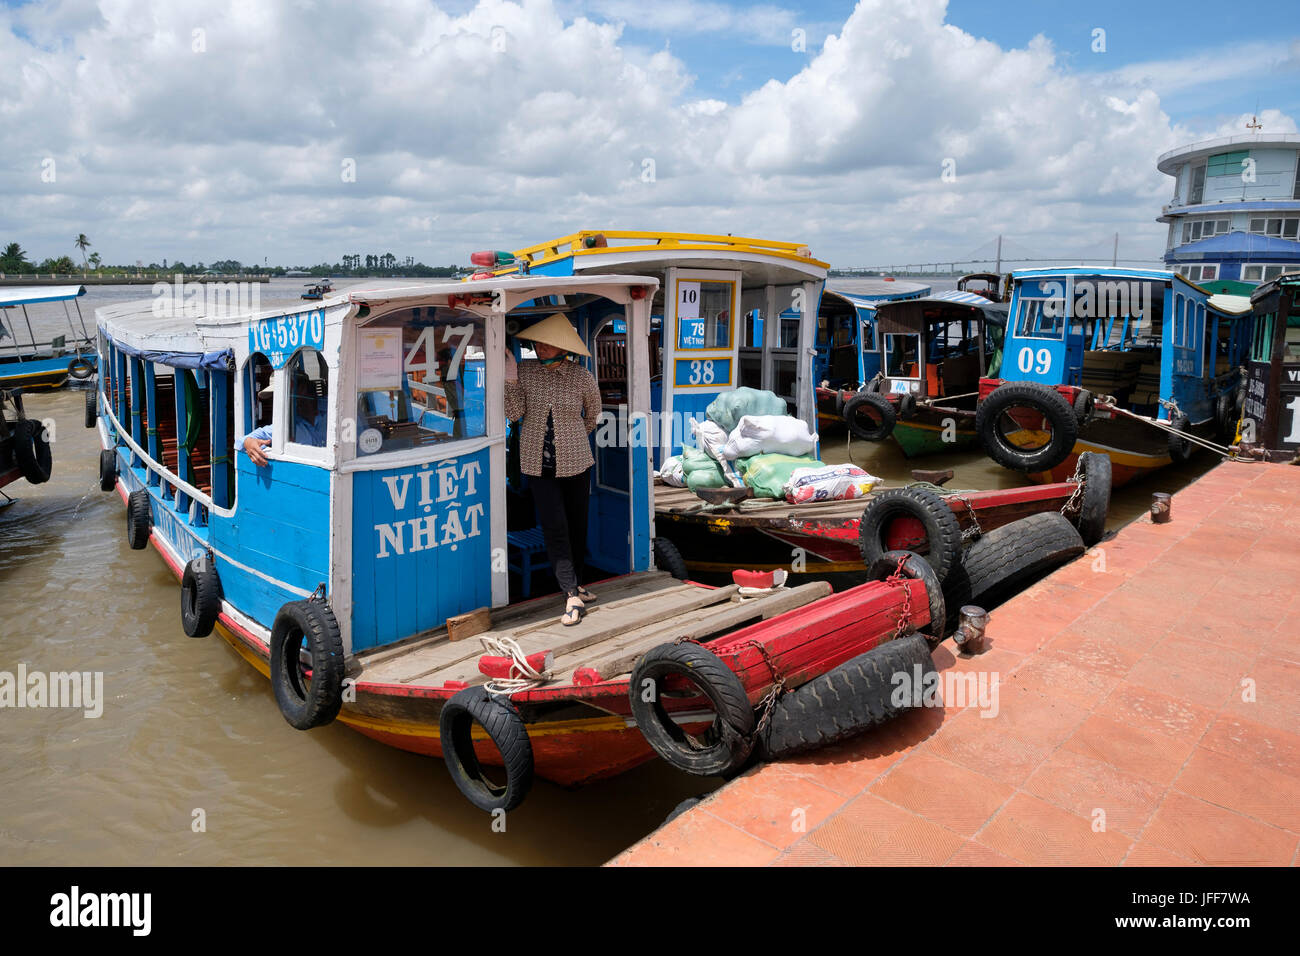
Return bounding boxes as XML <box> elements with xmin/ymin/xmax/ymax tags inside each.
<box><xmin>655</xmin><ymin>387</ymin><xmax>879</xmax><ymax>502</ymax></box>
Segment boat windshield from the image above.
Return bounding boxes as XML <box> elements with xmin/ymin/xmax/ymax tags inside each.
<box><xmin>355</xmin><ymin>305</ymin><xmax>486</xmax><ymax>456</ymax></box>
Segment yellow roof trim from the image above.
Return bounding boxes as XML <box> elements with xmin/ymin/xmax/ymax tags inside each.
<box><xmin>509</xmin><ymin>230</ymin><xmax>828</xmax><ymax>270</ymax></box>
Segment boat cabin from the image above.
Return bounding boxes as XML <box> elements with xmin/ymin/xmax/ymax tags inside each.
<box><xmin>1241</xmin><ymin>272</ymin><xmax>1300</xmax><ymax>457</ymax></box>
<box><xmin>486</xmin><ymin>232</ymin><xmax>831</xmax><ymax>463</ymax></box>
<box><xmin>872</xmin><ymin>291</ymin><xmax>1007</xmax><ymax>403</ymax></box>
<box><xmin>994</xmin><ymin>268</ymin><xmax>1252</xmax><ymax>426</ymax></box>
<box><xmin>0</xmin><ymin>285</ymin><xmax>97</xmax><ymax>389</ymax></box>
<box><xmin>95</xmin><ymin>274</ymin><xmax>661</xmax><ymax>657</ymax></box>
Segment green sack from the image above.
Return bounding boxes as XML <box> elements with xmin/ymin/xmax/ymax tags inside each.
<box><xmin>706</xmin><ymin>387</ymin><xmax>787</xmax><ymax>433</ymax></box>
<box><xmin>742</xmin><ymin>453</ymin><xmax>824</xmax><ymax>499</ymax></box>
<box><xmin>686</xmin><ymin>462</ymin><xmax>728</xmax><ymax>490</ymax></box>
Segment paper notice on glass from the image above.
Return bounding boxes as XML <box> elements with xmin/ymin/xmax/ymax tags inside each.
<box><xmin>358</xmin><ymin>330</ymin><xmax>404</xmax><ymax>389</ymax></box>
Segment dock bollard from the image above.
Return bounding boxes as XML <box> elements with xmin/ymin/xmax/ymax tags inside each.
<box><xmin>1150</xmin><ymin>492</ymin><xmax>1172</xmax><ymax>524</ymax></box>
<box><xmin>953</xmin><ymin>606</ymin><xmax>989</xmax><ymax>652</ymax></box>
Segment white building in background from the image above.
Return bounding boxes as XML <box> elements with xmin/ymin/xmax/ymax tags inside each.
<box><xmin>1157</xmin><ymin>132</ymin><xmax>1300</xmax><ymax>287</ymax></box>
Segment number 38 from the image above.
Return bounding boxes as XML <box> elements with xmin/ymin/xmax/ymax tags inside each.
<box><xmin>688</xmin><ymin>360</ymin><xmax>715</xmax><ymax>385</ymax></box>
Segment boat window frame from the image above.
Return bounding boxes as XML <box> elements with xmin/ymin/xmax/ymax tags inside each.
<box><xmin>275</xmin><ymin>345</ymin><xmax>333</xmax><ymax>467</ymax></box>
<box><xmin>341</xmin><ymin>301</ymin><xmax>498</xmax><ymax>472</ymax></box>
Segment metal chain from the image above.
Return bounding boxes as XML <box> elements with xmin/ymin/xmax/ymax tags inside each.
<box><xmin>1059</xmin><ymin>457</ymin><xmax>1087</xmax><ymax>516</ymax></box>
<box><xmin>883</xmin><ymin>552</ymin><xmax>914</xmax><ymax>640</ymax></box>
<box><xmin>948</xmin><ymin>493</ymin><xmax>983</xmax><ymax>541</ymax></box>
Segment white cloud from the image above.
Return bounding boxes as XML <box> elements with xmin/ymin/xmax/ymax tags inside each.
<box><xmin>0</xmin><ymin>0</ymin><xmax>1294</xmax><ymax>270</ymax></box>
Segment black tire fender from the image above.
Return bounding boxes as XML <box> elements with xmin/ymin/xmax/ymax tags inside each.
<box><xmin>1073</xmin><ymin>388</ymin><xmax>1095</xmax><ymax>424</ymax></box>
<box><xmin>270</xmin><ymin>599</ymin><xmax>346</xmax><ymax>730</ymax></box>
<box><xmin>629</xmin><ymin>641</ymin><xmax>754</xmax><ymax>777</ymax></box>
<box><xmin>440</xmin><ymin>685</ymin><xmax>534</xmax><ymax>813</ymax></box>
<box><xmin>842</xmin><ymin>391</ymin><xmax>897</xmax><ymax>442</ymax></box>
<box><xmin>1073</xmin><ymin>451</ymin><xmax>1111</xmax><ymax>547</ymax></box>
<box><xmin>1167</xmin><ymin>412</ymin><xmax>1193</xmax><ymax>463</ymax></box>
<box><xmin>940</xmin><ymin>512</ymin><xmax>1085</xmax><ymax>630</ymax></box>
<box><xmin>126</xmin><ymin>488</ymin><xmax>151</xmax><ymax>549</ymax></box>
<box><xmin>759</xmin><ymin>634</ymin><xmax>936</xmax><ymax>760</ymax></box>
<box><xmin>99</xmin><ymin>448</ymin><xmax>117</xmax><ymax>492</ymax></box>
<box><xmin>858</xmin><ymin>486</ymin><xmax>962</xmax><ymax>584</ymax></box>
<box><xmin>868</xmin><ymin>549</ymin><xmax>947</xmax><ymax>642</ymax></box>
<box><xmin>653</xmin><ymin>537</ymin><xmax>689</xmax><ymax>581</ymax></box>
<box><xmin>897</xmin><ymin>392</ymin><xmax>917</xmax><ymax>421</ymax></box>
<box><xmin>1214</xmin><ymin>391</ymin><xmax>1236</xmax><ymax>441</ymax></box>
<box><xmin>975</xmin><ymin>381</ymin><xmax>1079</xmax><ymax>472</ymax></box>
<box><xmin>68</xmin><ymin>357</ymin><xmax>94</xmax><ymax>380</ymax></box>
<box><xmin>14</xmin><ymin>419</ymin><xmax>52</xmax><ymax>484</ymax></box>
<box><xmin>180</xmin><ymin>556</ymin><xmax>222</xmax><ymax>638</ymax></box>
<box><xmin>84</xmin><ymin>389</ymin><xmax>97</xmax><ymax>429</ymax></box>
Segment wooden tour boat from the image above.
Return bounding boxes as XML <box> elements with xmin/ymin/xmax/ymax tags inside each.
<box><xmin>92</xmin><ymin>271</ymin><xmax>949</xmax><ymax>812</ymax></box>
<box><xmin>974</xmin><ymin>268</ymin><xmax>1254</xmax><ymax>486</ymax></box>
<box><xmin>1239</xmin><ymin>271</ymin><xmax>1300</xmax><ymax>459</ymax></box>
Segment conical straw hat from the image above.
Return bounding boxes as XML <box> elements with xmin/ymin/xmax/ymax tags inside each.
<box><xmin>516</xmin><ymin>312</ymin><xmax>590</xmax><ymax>357</ymax></box>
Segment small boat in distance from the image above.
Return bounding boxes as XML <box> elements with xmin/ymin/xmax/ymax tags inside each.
<box><xmin>0</xmin><ymin>285</ymin><xmax>96</xmax><ymax>389</ymax></box>
<box><xmin>300</xmin><ymin>279</ymin><xmax>333</xmax><ymax>300</ymax></box>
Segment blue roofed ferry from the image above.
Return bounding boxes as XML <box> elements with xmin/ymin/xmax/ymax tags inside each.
<box><xmin>91</xmin><ymin>271</ymin><xmax>959</xmax><ymax>810</ymax></box>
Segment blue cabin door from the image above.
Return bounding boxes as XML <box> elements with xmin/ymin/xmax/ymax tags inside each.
<box><xmin>660</xmin><ymin>267</ymin><xmax>741</xmax><ymax>459</ymax></box>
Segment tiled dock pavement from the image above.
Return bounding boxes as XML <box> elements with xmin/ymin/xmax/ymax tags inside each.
<box><xmin>609</xmin><ymin>461</ymin><xmax>1300</xmax><ymax>867</ymax></box>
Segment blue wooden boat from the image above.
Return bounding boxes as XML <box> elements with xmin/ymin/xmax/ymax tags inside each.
<box><xmin>975</xmin><ymin>267</ymin><xmax>1254</xmax><ymax>485</ymax></box>
<box><xmin>92</xmin><ymin>272</ymin><xmax>944</xmax><ymax>809</ymax></box>
<box><xmin>0</xmin><ymin>285</ymin><xmax>97</xmax><ymax>389</ymax></box>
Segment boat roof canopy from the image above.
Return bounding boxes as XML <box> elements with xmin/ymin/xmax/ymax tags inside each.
<box><xmin>874</xmin><ymin>292</ymin><xmax>1009</xmax><ymax>325</ymax></box>
<box><xmin>504</xmin><ymin>230</ymin><xmax>828</xmax><ymax>286</ymax></box>
<box><xmin>97</xmin><ymin>274</ymin><xmax>660</xmax><ymax>368</ymax></box>
<box><xmin>0</xmin><ymin>285</ymin><xmax>87</xmax><ymax>307</ymax></box>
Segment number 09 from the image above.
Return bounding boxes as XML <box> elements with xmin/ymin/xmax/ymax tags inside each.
<box><xmin>1017</xmin><ymin>346</ymin><xmax>1052</xmax><ymax>375</ymax></box>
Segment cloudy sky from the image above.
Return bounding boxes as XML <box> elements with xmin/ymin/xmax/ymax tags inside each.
<box><xmin>3</xmin><ymin>0</ymin><xmax>1298</xmax><ymax>269</ymax></box>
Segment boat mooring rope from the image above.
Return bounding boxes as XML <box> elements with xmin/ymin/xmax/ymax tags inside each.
<box><xmin>479</xmin><ymin>634</ymin><xmax>553</xmax><ymax>696</ymax></box>
<box><xmin>1096</xmin><ymin>400</ymin><xmax>1259</xmax><ymax>462</ymax></box>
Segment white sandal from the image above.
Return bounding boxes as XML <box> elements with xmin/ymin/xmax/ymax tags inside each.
<box><xmin>575</xmin><ymin>585</ymin><xmax>597</xmax><ymax>604</ymax></box>
<box><xmin>561</xmin><ymin>596</ymin><xmax>586</xmax><ymax>627</ymax></box>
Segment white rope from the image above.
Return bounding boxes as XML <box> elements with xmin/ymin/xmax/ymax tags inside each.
<box><xmin>478</xmin><ymin>634</ymin><xmax>553</xmax><ymax>696</ymax></box>
<box><xmin>1097</xmin><ymin>401</ymin><xmax>1249</xmax><ymax>459</ymax></box>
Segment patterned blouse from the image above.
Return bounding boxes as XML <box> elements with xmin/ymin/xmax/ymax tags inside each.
<box><xmin>504</xmin><ymin>360</ymin><xmax>603</xmax><ymax>478</ymax></box>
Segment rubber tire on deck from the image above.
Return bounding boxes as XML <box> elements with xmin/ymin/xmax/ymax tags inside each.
<box><xmin>1167</xmin><ymin>412</ymin><xmax>1194</xmax><ymax>463</ymax></box>
<box><xmin>653</xmin><ymin>537</ymin><xmax>689</xmax><ymax>581</ymax></box>
<box><xmin>14</xmin><ymin>419</ymin><xmax>52</xmax><ymax>484</ymax></box>
<box><xmin>843</xmin><ymin>391</ymin><xmax>896</xmax><ymax>442</ymax></box>
<box><xmin>270</xmin><ymin>599</ymin><xmax>346</xmax><ymax>730</ymax></box>
<box><xmin>84</xmin><ymin>389</ymin><xmax>97</xmax><ymax>429</ymax></box>
<box><xmin>897</xmin><ymin>392</ymin><xmax>917</xmax><ymax>421</ymax></box>
<box><xmin>976</xmin><ymin>381</ymin><xmax>1079</xmax><ymax>472</ymax></box>
<box><xmin>180</xmin><ymin>556</ymin><xmax>222</xmax><ymax>638</ymax></box>
<box><xmin>759</xmin><ymin>634</ymin><xmax>935</xmax><ymax>760</ymax></box>
<box><xmin>868</xmin><ymin>550</ymin><xmax>947</xmax><ymax>642</ymax></box>
<box><xmin>126</xmin><ymin>488</ymin><xmax>151</xmax><ymax>550</ymax></box>
<box><xmin>99</xmin><ymin>449</ymin><xmax>117</xmax><ymax>492</ymax></box>
<box><xmin>858</xmin><ymin>486</ymin><xmax>962</xmax><ymax>585</ymax></box>
<box><xmin>440</xmin><ymin>685</ymin><xmax>534</xmax><ymax>813</ymax></box>
<box><xmin>940</xmin><ymin>512</ymin><xmax>1085</xmax><ymax>630</ymax></box>
<box><xmin>1073</xmin><ymin>451</ymin><xmax>1111</xmax><ymax>547</ymax></box>
<box><xmin>629</xmin><ymin>641</ymin><xmax>755</xmax><ymax>777</ymax></box>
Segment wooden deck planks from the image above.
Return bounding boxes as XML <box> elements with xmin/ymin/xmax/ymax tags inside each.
<box><xmin>360</xmin><ymin>576</ymin><xmax>745</xmax><ymax>686</ymax></box>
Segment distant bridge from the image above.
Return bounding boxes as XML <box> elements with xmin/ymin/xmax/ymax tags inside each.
<box><xmin>832</xmin><ymin>234</ymin><xmax>1165</xmax><ymax>278</ymax></box>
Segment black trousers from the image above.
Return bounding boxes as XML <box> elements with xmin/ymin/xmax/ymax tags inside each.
<box><xmin>530</xmin><ymin>470</ymin><xmax>590</xmax><ymax>597</ymax></box>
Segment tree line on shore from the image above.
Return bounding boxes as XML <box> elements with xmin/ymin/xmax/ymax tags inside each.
<box><xmin>0</xmin><ymin>240</ymin><xmax>466</xmax><ymax>278</ymax></box>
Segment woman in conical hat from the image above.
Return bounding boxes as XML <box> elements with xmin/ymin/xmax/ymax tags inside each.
<box><xmin>504</xmin><ymin>313</ymin><xmax>601</xmax><ymax>626</ymax></box>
